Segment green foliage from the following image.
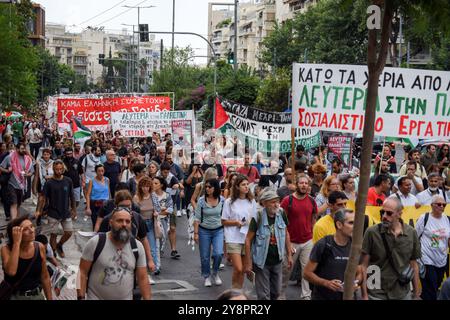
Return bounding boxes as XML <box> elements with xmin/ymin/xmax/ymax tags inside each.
<box><xmin>255</xmin><ymin>68</ymin><xmax>291</xmax><ymax>112</ymax></box>
<box><xmin>216</xmin><ymin>18</ymin><xmax>232</xmax><ymax>29</ymax></box>
<box><xmin>0</xmin><ymin>4</ymin><xmax>38</xmax><ymax>109</ymax></box>
<box><xmin>216</xmin><ymin>65</ymin><xmax>260</xmax><ymax>106</ymax></box>
<box><xmin>260</xmin><ymin>0</ymin><xmax>367</xmax><ymax>68</ymax></box>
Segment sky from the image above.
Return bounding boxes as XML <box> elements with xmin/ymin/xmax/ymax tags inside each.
<box><xmin>38</xmin><ymin>0</ymin><xmax>246</xmax><ymax>65</ymax></box>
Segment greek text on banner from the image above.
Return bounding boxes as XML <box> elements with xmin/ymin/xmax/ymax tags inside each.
<box><xmin>291</xmin><ymin>64</ymin><xmax>450</xmax><ymax>138</ymax></box>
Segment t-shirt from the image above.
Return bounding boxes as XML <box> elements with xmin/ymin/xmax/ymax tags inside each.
<box><xmin>367</xmin><ymin>187</ymin><xmax>386</xmax><ymax>206</ymax></box>
<box><xmin>416</xmin><ymin>213</ymin><xmax>450</xmax><ymax>267</ymax></box>
<box><xmin>249</xmin><ymin>211</ymin><xmax>288</xmax><ymax>266</ymax></box>
<box><xmin>82</xmin><ymin>234</ymin><xmax>146</xmax><ymax>300</ymax></box>
<box><xmin>394</xmin><ymin>176</ymin><xmax>423</xmax><ymax>195</ymax></box>
<box><xmin>82</xmin><ymin>154</ymin><xmax>101</xmax><ymax>182</ymax></box>
<box><xmin>237</xmin><ymin>166</ymin><xmax>260</xmax><ymax>184</ymax></box>
<box><xmin>310</xmin><ymin>235</ymin><xmax>351</xmax><ymax>300</ymax></box>
<box><xmin>42</xmin><ymin>177</ymin><xmax>74</xmax><ymax>220</ymax></box>
<box><xmin>63</xmin><ymin>158</ymin><xmax>83</xmax><ymax>189</ymax></box>
<box><xmin>0</xmin><ymin>154</ymin><xmax>34</xmax><ymax>190</ymax></box>
<box><xmin>280</xmin><ymin>195</ymin><xmax>316</xmax><ymax>244</ymax></box>
<box><xmin>103</xmin><ymin>161</ymin><xmax>121</xmax><ymax>194</ymax></box>
<box><xmin>312</xmin><ymin>215</ymin><xmax>335</xmax><ymax>244</ymax></box>
<box><xmin>388</xmin><ymin>192</ymin><xmax>419</xmax><ymax>207</ymax></box>
<box><xmin>416</xmin><ymin>189</ymin><xmax>446</xmax><ymax>205</ymax></box>
<box><xmin>222</xmin><ymin>198</ymin><xmax>257</xmax><ymax>244</ymax></box>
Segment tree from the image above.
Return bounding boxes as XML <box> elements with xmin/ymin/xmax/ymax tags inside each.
<box><xmin>343</xmin><ymin>0</ymin><xmax>450</xmax><ymax>300</ymax></box>
<box><xmin>255</xmin><ymin>68</ymin><xmax>291</xmax><ymax>112</ymax></box>
<box><xmin>216</xmin><ymin>65</ymin><xmax>260</xmax><ymax>106</ymax></box>
<box><xmin>0</xmin><ymin>2</ymin><xmax>38</xmax><ymax>109</ymax></box>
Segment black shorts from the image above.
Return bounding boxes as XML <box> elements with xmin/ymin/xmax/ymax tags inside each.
<box><xmin>7</xmin><ymin>185</ymin><xmax>23</xmax><ymax>206</ymax></box>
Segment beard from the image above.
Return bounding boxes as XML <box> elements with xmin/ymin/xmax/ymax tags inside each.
<box><xmin>111</xmin><ymin>227</ymin><xmax>131</xmax><ymax>243</ymax></box>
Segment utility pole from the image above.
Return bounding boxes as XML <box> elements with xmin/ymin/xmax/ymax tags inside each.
<box><xmin>234</xmin><ymin>0</ymin><xmax>238</xmax><ymax>72</ymax></box>
<box><xmin>123</xmin><ymin>5</ymin><xmax>156</xmax><ymax>93</ymax></box>
<box><xmin>172</xmin><ymin>0</ymin><xmax>175</xmax><ymax>65</ymax></box>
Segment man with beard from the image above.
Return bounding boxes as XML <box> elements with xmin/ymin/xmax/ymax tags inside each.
<box><xmin>35</xmin><ymin>160</ymin><xmax>77</xmax><ymax>258</ymax></box>
<box><xmin>63</xmin><ymin>148</ymin><xmax>83</xmax><ymax>208</ymax></box>
<box><xmin>279</xmin><ymin>173</ymin><xmax>317</xmax><ymax>300</ymax></box>
<box><xmin>52</xmin><ymin>140</ymin><xmax>64</xmax><ymax>160</ymax></box>
<box><xmin>361</xmin><ymin>198</ymin><xmax>421</xmax><ymax>300</ymax></box>
<box><xmin>73</xmin><ymin>142</ymin><xmax>83</xmax><ymax>160</ymax></box>
<box><xmin>369</xmin><ymin>160</ymin><xmax>395</xmax><ymax>190</ymax></box>
<box><xmin>77</xmin><ymin>208</ymin><xmax>151</xmax><ymax>300</ymax></box>
<box><xmin>0</xmin><ymin>143</ymin><xmax>34</xmax><ymax>219</ymax></box>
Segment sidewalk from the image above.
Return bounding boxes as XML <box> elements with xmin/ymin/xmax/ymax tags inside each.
<box><xmin>0</xmin><ymin>197</ymin><xmax>90</xmax><ymax>300</ymax></box>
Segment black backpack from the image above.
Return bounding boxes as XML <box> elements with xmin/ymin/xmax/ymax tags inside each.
<box><xmin>86</xmin><ymin>233</ymin><xmax>141</xmax><ymax>300</ymax></box>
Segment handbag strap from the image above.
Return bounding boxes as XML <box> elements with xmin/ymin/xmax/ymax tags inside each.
<box><xmin>378</xmin><ymin>224</ymin><xmax>401</xmax><ymax>277</ymax></box>
<box><xmin>6</xmin><ymin>242</ymin><xmax>39</xmax><ymax>292</ymax></box>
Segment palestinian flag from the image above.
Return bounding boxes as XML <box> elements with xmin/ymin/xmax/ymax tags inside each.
<box><xmin>214</xmin><ymin>97</ymin><xmax>230</xmax><ymax>129</ymax></box>
<box><xmin>71</xmin><ymin>117</ymin><xmax>91</xmax><ymax>146</ymax></box>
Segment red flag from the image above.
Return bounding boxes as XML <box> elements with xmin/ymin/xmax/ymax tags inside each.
<box><xmin>214</xmin><ymin>98</ymin><xmax>229</xmax><ymax>129</ymax></box>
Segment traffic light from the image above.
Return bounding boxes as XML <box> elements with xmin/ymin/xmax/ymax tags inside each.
<box><xmin>98</xmin><ymin>54</ymin><xmax>105</xmax><ymax>65</ymax></box>
<box><xmin>139</xmin><ymin>24</ymin><xmax>149</xmax><ymax>42</ymax></box>
<box><xmin>227</xmin><ymin>50</ymin><xmax>234</xmax><ymax>64</ymax></box>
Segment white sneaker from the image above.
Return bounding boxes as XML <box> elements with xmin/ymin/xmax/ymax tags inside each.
<box><xmin>176</xmin><ymin>211</ymin><xmax>182</xmax><ymax>217</ymax></box>
<box><xmin>219</xmin><ymin>263</ymin><xmax>225</xmax><ymax>270</ymax></box>
<box><xmin>182</xmin><ymin>209</ymin><xmax>187</xmax><ymax>216</ymax></box>
<box><xmin>213</xmin><ymin>274</ymin><xmax>222</xmax><ymax>286</ymax></box>
<box><xmin>149</xmin><ymin>276</ymin><xmax>156</xmax><ymax>285</ymax></box>
<box><xmin>204</xmin><ymin>276</ymin><xmax>212</xmax><ymax>287</ymax></box>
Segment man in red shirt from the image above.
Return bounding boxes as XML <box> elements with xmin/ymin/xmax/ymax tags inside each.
<box><xmin>280</xmin><ymin>173</ymin><xmax>317</xmax><ymax>300</ymax></box>
<box><xmin>367</xmin><ymin>174</ymin><xmax>391</xmax><ymax>206</ymax></box>
<box><xmin>237</xmin><ymin>154</ymin><xmax>260</xmax><ymax>184</ymax></box>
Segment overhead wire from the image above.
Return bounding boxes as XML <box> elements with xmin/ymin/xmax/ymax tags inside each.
<box><xmin>78</xmin><ymin>0</ymin><xmax>129</xmax><ymax>26</ymax></box>
<box><xmin>92</xmin><ymin>0</ymin><xmax>149</xmax><ymax>28</ymax></box>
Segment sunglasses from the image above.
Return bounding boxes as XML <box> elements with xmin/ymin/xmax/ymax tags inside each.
<box><xmin>380</xmin><ymin>209</ymin><xmax>395</xmax><ymax>217</ymax></box>
<box><xmin>205</xmin><ymin>185</ymin><xmax>213</xmax><ymax>189</ymax></box>
<box><xmin>433</xmin><ymin>203</ymin><xmax>446</xmax><ymax>208</ymax></box>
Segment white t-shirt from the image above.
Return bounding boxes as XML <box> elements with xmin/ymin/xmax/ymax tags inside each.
<box><xmin>389</xmin><ymin>192</ymin><xmax>419</xmax><ymax>207</ymax></box>
<box><xmin>416</xmin><ymin>213</ymin><xmax>450</xmax><ymax>267</ymax></box>
<box><xmin>416</xmin><ymin>189</ymin><xmax>447</xmax><ymax>205</ymax></box>
<box><xmin>81</xmin><ymin>234</ymin><xmax>146</xmax><ymax>300</ymax></box>
<box><xmin>221</xmin><ymin>198</ymin><xmax>257</xmax><ymax>244</ymax></box>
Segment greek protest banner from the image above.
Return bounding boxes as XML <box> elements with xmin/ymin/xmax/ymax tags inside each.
<box><xmin>57</xmin><ymin>96</ymin><xmax>171</xmax><ymax>131</ymax></box>
<box><xmin>111</xmin><ymin>110</ymin><xmax>195</xmax><ymax>143</ymax></box>
<box><xmin>292</xmin><ymin>64</ymin><xmax>450</xmax><ymax>139</ymax></box>
<box><xmin>327</xmin><ymin>135</ymin><xmax>353</xmax><ymax>168</ymax></box>
<box><xmin>214</xmin><ymin>97</ymin><xmax>321</xmax><ymax>153</ymax></box>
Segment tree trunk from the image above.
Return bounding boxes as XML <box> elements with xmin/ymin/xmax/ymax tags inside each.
<box><xmin>343</xmin><ymin>0</ymin><xmax>393</xmax><ymax>300</ymax></box>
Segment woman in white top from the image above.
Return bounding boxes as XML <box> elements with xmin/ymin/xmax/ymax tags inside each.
<box><xmin>221</xmin><ymin>175</ymin><xmax>257</xmax><ymax>289</ymax></box>
<box><xmin>415</xmin><ymin>195</ymin><xmax>450</xmax><ymax>300</ymax></box>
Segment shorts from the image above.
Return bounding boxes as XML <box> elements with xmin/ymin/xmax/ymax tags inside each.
<box><xmin>169</xmin><ymin>212</ymin><xmax>176</xmax><ymax>227</ymax></box>
<box><xmin>226</xmin><ymin>243</ymin><xmax>245</xmax><ymax>255</ymax></box>
<box><xmin>7</xmin><ymin>186</ymin><xmax>23</xmax><ymax>206</ymax></box>
<box><xmin>40</xmin><ymin>216</ymin><xmax>74</xmax><ymax>234</ymax></box>
<box><xmin>73</xmin><ymin>187</ymin><xmax>81</xmax><ymax>202</ymax></box>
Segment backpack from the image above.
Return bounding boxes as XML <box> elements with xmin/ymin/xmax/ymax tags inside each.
<box><xmin>87</xmin><ymin>233</ymin><xmax>141</xmax><ymax>299</ymax></box>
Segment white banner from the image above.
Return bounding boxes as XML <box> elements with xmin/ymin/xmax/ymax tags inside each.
<box><xmin>292</xmin><ymin>64</ymin><xmax>450</xmax><ymax>139</ymax></box>
<box><xmin>111</xmin><ymin>110</ymin><xmax>195</xmax><ymax>138</ymax></box>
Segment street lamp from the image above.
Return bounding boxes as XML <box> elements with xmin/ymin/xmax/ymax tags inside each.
<box><xmin>123</xmin><ymin>5</ymin><xmax>156</xmax><ymax>93</ymax></box>
<box><xmin>121</xmin><ymin>23</ymin><xmax>136</xmax><ymax>92</ymax></box>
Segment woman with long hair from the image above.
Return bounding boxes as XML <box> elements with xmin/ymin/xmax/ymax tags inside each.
<box><xmin>194</xmin><ymin>178</ymin><xmax>225</xmax><ymax>287</ymax></box>
<box><xmin>223</xmin><ymin>172</ymin><xmax>238</xmax><ymax>199</ymax></box>
<box><xmin>1</xmin><ymin>216</ymin><xmax>52</xmax><ymax>300</ymax></box>
<box><xmin>152</xmin><ymin>176</ymin><xmax>174</xmax><ymax>273</ymax></box>
<box><xmin>191</xmin><ymin>167</ymin><xmax>218</xmax><ymax>210</ymax></box>
<box><xmin>221</xmin><ymin>175</ymin><xmax>257</xmax><ymax>289</ymax></box>
<box><xmin>437</xmin><ymin>145</ymin><xmax>449</xmax><ymax>173</ymax></box>
<box><xmin>340</xmin><ymin>174</ymin><xmax>357</xmax><ymax>201</ymax></box>
<box><xmin>134</xmin><ymin>176</ymin><xmax>160</xmax><ymax>275</ymax></box>
<box><xmin>315</xmin><ymin>175</ymin><xmax>341</xmax><ymax>217</ymax></box>
<box><xmin>185</xmin><ymin>164</ymin><xmax>204</xmax><ymax>215</ymax></box>
<box><xmin>85</xmin><ymin>164</ymin><xmax>110</xmax><ymax>228</ymax></box>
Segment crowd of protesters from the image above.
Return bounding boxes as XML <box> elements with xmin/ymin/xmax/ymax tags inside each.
<box><xmin>0</xmin><ymin>114</ymin><xmax>450</xmax><ymax>301</ymax></box>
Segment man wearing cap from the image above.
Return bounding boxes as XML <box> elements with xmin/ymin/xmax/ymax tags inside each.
<box><xmin>244</xmin><ymin>189</ymin><xmax>293</xmax><ymax>300</ymax></box>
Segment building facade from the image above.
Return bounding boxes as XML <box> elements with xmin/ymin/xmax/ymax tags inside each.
<box><xmin>28</xmin><ymin>3</ymin><xmax>45</xmax><ymax>47</ymax></box>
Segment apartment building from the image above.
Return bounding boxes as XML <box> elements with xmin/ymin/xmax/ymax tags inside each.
<box><xmin>28</xmin><ymin>3</ymin><xmax>46</xmax><ymax>47</ymax></box>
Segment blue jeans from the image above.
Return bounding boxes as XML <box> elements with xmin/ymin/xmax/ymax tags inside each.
<box><xmin>198</xmin><ymin>226</ymin><xmax>224</xmax><ymax>278</ymax></box>
<box><xmin>145</xmin><ymin>219</ymin><xmax>159</xmax><ymax>270</ymax></box>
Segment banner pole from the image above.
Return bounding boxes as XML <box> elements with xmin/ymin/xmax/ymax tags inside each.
<box><xmin>291</xmin><ymin>128</ymin><xmax>296</xmax><ymax>176</ymax></box>
<box><xmin>379</xmin><ymin>137</ymin><xmax>386</xmax><ymax>175</ymax></box>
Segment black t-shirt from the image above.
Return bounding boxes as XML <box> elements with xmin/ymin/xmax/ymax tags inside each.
<box><xmin>310</xmin><ymin>183</ymin><xmax>321</xmax><ymax>198</ymax></box>
<box><xmin>310</xmin><ymin>235</ymin><xmax>352</xmax><ymax>300</ymax></box>
<box><xmin>103</xmin><ymin>161</ymin><xmax>121</xmax><ymax>189</ymax></box>
<box><xmin>258</xmin><ymin>174</ymin><xmax>282</xmax><ymax>189</ymax></box>
<box><xmin>98</xmin><ymin>210</ymin><xmax>148</xmax><ymax>239</ymax></box>
<box><xmin>118</xmin><ymin>147</ymin><xmax>128</xmax><ymax>158</ymax></box>
<box><xmin>43</xmin><ymin>177</ymin><xmax>74</xmax><ymax>220</ymax></box>
<box><xmin>63</xmin><ymin>157</ymin><xmax>83</xmax><ymax>189</ymax></box>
